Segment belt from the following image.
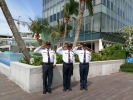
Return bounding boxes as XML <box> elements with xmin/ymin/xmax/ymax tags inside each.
<box><xmin>63</xmin><ymin>62</ymin><xmax>73</xmax><ymax>65</ymax></box>
<box><xmin>80</xmin><ymin>62</ymin><xmax>89</xmax><ymax>65</ymax></box>
<box><xmin>43</xmin><ymin>62</ymin><xmax>53</xmax><ymax>65</ymax></box>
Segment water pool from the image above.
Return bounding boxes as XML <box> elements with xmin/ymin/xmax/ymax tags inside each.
<box><xmin>0</xmin><ymin>52</ymin><xmax>23</xmax><ymax>66</ymax></box>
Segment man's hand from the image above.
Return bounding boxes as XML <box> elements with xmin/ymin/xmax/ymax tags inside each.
<box><xmin>62</xmin><ymin>45</ymin><xmax>67</xmax><ymax>49</ymax></box>
<box><xmin>41</xmin><ymin>44</ymin><xmax>46</xmax><ymax>48</ymax></box>
<box><xmin>53</xmin><ymin>65</ymin><xmax>56</xmax><ymax>68</ymax></box>
<box><xmin>78</xmin><ymin>44</ymin><xmax>82</xmax><ymax>48</ymax></box>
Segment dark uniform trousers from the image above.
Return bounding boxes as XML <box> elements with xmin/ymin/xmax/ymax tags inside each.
<box><xmin>42</xmin><ymin>63</ymin><xmax>53</xmax><ymax>90</ymax></box>
<box><xmin>79</xmin><ymin>63</ymin><xmax>89</xmax><ymax>87</ymax></box>
<box><xmin>63</xmin><ymin>63</ymin><xmax>73</xmax><ymax>88</ymax></box>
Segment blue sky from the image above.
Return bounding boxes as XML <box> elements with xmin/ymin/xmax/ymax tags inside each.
<box><xmin>0</xmin><ymin>0</ymin><xmax>42</xmax><ymax>36</ymax></box>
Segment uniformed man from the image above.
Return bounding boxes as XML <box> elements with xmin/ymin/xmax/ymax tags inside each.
<box><xmin>73</xmin><ymin>43</ymin><xmax>91</xmax><ymax>91</ymax></box>
<box><xmin>34</xmin><ymin>41</ymin><xmax>56</xmax><ymax>94</ymax></box>
<box><xmin>56</xmin><ymin>43</ymin><xmax>74</xmax><ymax>91</ymax></box>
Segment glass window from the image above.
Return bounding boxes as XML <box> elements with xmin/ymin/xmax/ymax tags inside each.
<box><xmin>111</xmin><ymin>17</ymin><xmax>113</xmax><ymax>32</ymax></box>
<box><xmin>102</xmin><ymin>0</ymin><xmax>106</xmax><ymax>5</ymax></box>
<box><xmin>53</xmin><ymin>5</ymin><xmax>56</xmax><ymax>14</ymax></box>
<box><xmin>118</xmin><ymin>8</ymin><xmax>119</xmax><ymax>14</ymax></box>
<box><xmin>44</xmin><ymin>10</ymin><xmax>47</xmax><ymax>18</ymax></box>
<box><xmin>60</xmin><ymin>11</ymin><xmax>63</xmax><ymax>18</ymax></box>
<box><xmin>114</xmin><ymin>19</ymin><xmax>116</xmax><ymax>32</ymax></box>
<box><xmin>106</xmin><ymin>15</ymin><xmax>110</xmax><ymax>32</ymax></box>
<box><xmin>57</xmin><ymin>12</ymin><xmax>60</xmax><ymax>19</ymax></box>
<box><xmin>85</xmin><ymin>16</ymin><xmax>91</xmax><ymax>31</ymax></box>
<box><xmin>57</xmin><ymin>3</ymin><xmax>60</xmax><ymax>12</ymax></box>
<box><xmin>93</xmin><ymin>13</ymin><xmax>101</xmax><ymax>32</ymax></box>
<box><xmin>107</xmin><ymin>0</ymin><xmax>110</xmax><ymax>9</ymax></box>
<box><xmin>50</xmin><ymin>15</ymin><xmax>52</xmax><ymax>22</ymax></box>
<box><xmin>95</xmin><ymin>0</ymin><xmax>101</xmax><ymax>5</ymax></box>
<box><xmin>53</xmin><ymin>14</ymin><xmax>56</xmax><ymax>21</ymax></box>
<box><xmin>61</xmin><ymin>1</ymin><xmax>64</xmax><ymax>9</ymax></box>
<box><xmin>50</xmin><ymin>7</ymin><xmax>53</xmax><ymax>16</ymax></box>
<box><xmin>111</xmin><ymin>2</ymin><xmax>113</xmax><ymax>10</ymax></box>
<box><xmin>85</xmin><ymin>23</ymin><xmax>91</xmax><ymax>32</ymax></box>
<box><xmin>94</xmin><ymin>4</ymin><xmax>102</xmax><ymax>14</ymax></box>
<box><xmin>101</xmin><ymin>13</ymin><xmax>106</xmax><ymax>32</ymax></box>
<box><xmin>120</xmin><ymin>10</ymin><xmax>122</xmax><ymax>17</ymax></box>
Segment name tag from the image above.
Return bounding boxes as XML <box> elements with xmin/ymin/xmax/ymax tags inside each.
<box><xmin>43</xmin><ymin>52</ymin><xmax>47</xmax><ymax>53</ymax></box>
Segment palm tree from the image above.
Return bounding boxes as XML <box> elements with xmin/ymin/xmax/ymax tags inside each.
<box><xmin>50</xmin><ymin>19</ymin><xmax>72</xmax><ymax>41</ymax></box>
<box><xmin>73</xmin><ymin>0</ymin><xmax>93</xmax><ymax>48</ymax></box>
<box><xmin>0</xmin><ymin>0</ymin><xmax>30</xmax><ymax>62</ymax></box>
<box><xmin>28</xmin><ymin>18</ymin><xmax>51</xmax><ymax>46</ymax></box>
<box><xmin>63</xmin><ymin>0</ymin><xmax>79</xmax><ymax>44</ymax></box>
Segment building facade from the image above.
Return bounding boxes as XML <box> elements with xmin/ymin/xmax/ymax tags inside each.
<box><xmin>43</xmin><ymin>0</ymin><xmax>133</xmax><ymax>52</ymax></box>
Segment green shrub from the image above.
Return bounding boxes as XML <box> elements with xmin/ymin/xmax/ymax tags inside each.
<box><xmin>120</xmin><ymin>63</ymin><xmax>133</xmax><ymax>73</ymax></box>
<box><xmin>56</xmin><ymin>54</ymin><xmax>63</xmax><ymax>64</ymax></box>
<box><xmin>106</xmin><ymin>44</ymin><xmax>123</xmax><ymax>50</ymax></box>
<box><xmin>75</xmin><ymin>54</ymin><xmax>79</xmax><ymax>62</ymax></box>
<box><xmin>32</xmin><ymin>56</ymin><xmax>42</xmax><ymax>66</ymax></box>
<box><xmin>19</xmin><ymin>57</ymin><xmax>29</xmax><ymax>64</ymax></box>
<box><xmin>91</xmin><ymin>53</ymin><xmax>102</xmax><ymax>61</ymax></box>
<box><xmin>56</xmin><ymin>54</ymin><xmax>79</xmax><ymax>64</ymax></box>
<box><xmin>32</xmin><ymin>53</ymin><xmax>42</xmax><ymax>56</ymax></box>
<box><xmin>19</xmin><ymin>45</ymin><xmax>126</xmax><ymax>65</ymax></box>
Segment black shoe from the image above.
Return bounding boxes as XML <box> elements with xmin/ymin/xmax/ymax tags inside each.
<box><xmin>67</xmin><ymin>88</ymin><xmax>72</xmax><ymax>91</ymax></box>
<box><xmin>84</xmin><ymin>87</ymin><xmax>88</xmax><ymax>91</ymax></box>
<box><xmin>80</xmin><ymin>86</ymin><xmax>83</xmax><ymax>90</ymax></box>
<box><xmin>47</xmin><ymin>89</ymin><xmax>52</xmax><ymax>93</ymax></box>
<box><xmin>43</xmin><ymin>90</ymin><xmax>47</xmax><ymax>94</ymax></box>
<box><xmin>63</xmin><ymin>87</ymin><xmax>67</xmax><ymax>91</ymax></box>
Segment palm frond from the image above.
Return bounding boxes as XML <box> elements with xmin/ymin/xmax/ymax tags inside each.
<box><xmin>63</xmin><ymin>0</ymin><xmax>79</xmax><ymax>17</ymax></box>
<box><xmin>72</xmin><ymin>17</ymin><xmax>78</xmax><ymax>21</ymax></box>
<box><xmin>50</xmin><ymin>32</ymin><xmax>59</xmax><ymax>41</ymax></box>
<box><xmin>86</xmin><ymin>0</ymin><xmax>93</xmax><ymax>16</ymax></box>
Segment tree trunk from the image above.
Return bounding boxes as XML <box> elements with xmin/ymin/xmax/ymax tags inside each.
<box><xmin>37</xmin><ymin>39</ymin><xmax>42</xmax><ymax>46</ymax></box>
<box><xmin>0</xmin><ymin>0</ymin><xmax>30</xmax><ymax>62</ymax></box>
<box><xmin>73</xmin><ymin>1</ymin><xmax>85</xmax><ymax>48</ymax></box>
<box><xmin>63</xmin><ymin>21</ymin><xmax>68</xmax><ymax>45</ymax></box>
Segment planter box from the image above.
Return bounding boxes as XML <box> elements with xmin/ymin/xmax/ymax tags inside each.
<box><xmin>0</xmin><ymin>62</ymin><xmax>10</xmax><ymax>77</ymax></box>
<box><xmin>0</xmin><ymin>60</ymin><xmax>124</xmax><ymax>93</ymax></box>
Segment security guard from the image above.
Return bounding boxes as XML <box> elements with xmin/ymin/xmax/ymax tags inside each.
<box><xmin>34</xmin><ymin>41</ymin><xmax>56</xmax><ymax>94</ymax></box>
<box><xmin>73</xmin><ymin>43</ymin><xmax>91</xmax><ymax>90</ymax></box>
<box><xmin>56</xmin><ymin>43</ymin><xmax>74</xmax><ymax>91</ymax></box>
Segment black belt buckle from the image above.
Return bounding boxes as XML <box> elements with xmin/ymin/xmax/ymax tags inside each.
<box><xmin>43</xmin><ymin>62</ymin><xmax>53</xmax><ymax>65</ymax></box>
<box><xmin>80</xmin><ymin>62</ymin><xmax>89</xmax><ymax>65</ymax></box>
<box><xmin>63</xmin><ymin>62</ymin><xmax>73</xmax><ymax>65</ymax></box>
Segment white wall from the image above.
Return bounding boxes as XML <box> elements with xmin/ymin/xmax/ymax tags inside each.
<box><xmin>0</xmin><ymin>60</ymin><xmax>124</xmax><ymax>93</ymax></box>
<box><xmin>0</xmin><ymin>63</ymin><xmax>10</xmax><ymax>77</ymax></box>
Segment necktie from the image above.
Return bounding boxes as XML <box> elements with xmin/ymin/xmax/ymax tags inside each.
<box><xmin>68</xmin><ymin>50</ymin><xmax>70</xmax><ymax>63</ymax></box>
<box><xmin>48</xmin><ymin>49</ymin><xmax>50</xmax><ymax>63</ymax></box>
<box><xmin>84</xmin><ymin>50</ymin><xmax>86</xmax><ymax>63</ymax></box>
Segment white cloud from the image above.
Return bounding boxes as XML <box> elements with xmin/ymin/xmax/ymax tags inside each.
<box><xmin>0</xmin><ymin>0</ymin><xmax>36</xmax><ymax>36</ymax></box>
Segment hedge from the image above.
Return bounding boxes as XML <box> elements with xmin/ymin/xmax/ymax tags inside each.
<box><xmin>120</xmin><ymin>63</ymin><xmax>133</xmax><ymax>74</ymax></box>
<box><xmin>19</xmin><ymin>50</ymin><xmax>126</xmax><ymax>66</ymax></box>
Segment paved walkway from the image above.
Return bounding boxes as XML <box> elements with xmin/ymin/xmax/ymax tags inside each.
<box><xmin>0</xmin><ymin>72</ymin><xmax>133</xmax><ymax>100</ymax></box>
